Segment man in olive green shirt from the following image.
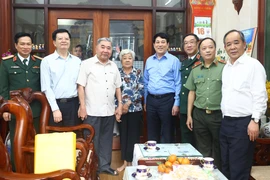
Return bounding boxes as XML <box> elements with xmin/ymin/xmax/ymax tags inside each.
<box><xmin>185</xmin><ymin>38</ymin><xmax>225</xmax><ymax>170</ymax></box>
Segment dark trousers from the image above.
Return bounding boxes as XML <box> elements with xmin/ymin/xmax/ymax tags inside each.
<box><xmin>83</xmin><ymin>115</ymin><xmax>115</xmax><ymax>172</ymax></box>
<box><xmin>220</xmin><ymin>115</ymin><xmax>255</xmax><ymax>180</ymax></box>
<box><xmin>49</xmin><ymin>97</ymin><xmax>81</xmax><ymax>127</ymax></box>
<box><xmin>9</xmin><ymin>116</ymin><xmax>39</xmax><ymax>171</ymax></box>
<box><xmin>146</xmin><ymin>93</ymin><xmax>175</xmax><ymax>143</ymax></box>
<box><xmin>179</xmin><ymin>113</ymin><xmax>195</xmax><ymax>147</ymax></box>
<box><xmin>193</xmin><ymin>107</ymin><xmax>222</xmax><ymax>170</ymax></box>
<box><xmin>118</xmin><ymin>111</ymin><xmax>142</xmax><ymax>162</ymax></box>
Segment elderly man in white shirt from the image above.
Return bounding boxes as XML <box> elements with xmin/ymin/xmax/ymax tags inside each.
<box><xmin>77</xmin><ymin>37</ymin><xmax>122</xmax><ymax>176</ymax></box>
<box><xmin>220</xmin><ymin>29</ymin><xmax>267</xmax><ymax>180</ymax></box>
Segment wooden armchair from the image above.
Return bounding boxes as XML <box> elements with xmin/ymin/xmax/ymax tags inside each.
<box><xmin>250</xmin><ymin>138</ymin><xmax>270</xmax><ymax>180</ymax></box>
<box><xmin>0</xmin><ymin>131</ymin><xmax>80</xmax><ymax>180</ymax></box>
<box><xmin>10</xmin><ymin>88</ymin><xmax>98</xmax><ymax>180</ymax></box>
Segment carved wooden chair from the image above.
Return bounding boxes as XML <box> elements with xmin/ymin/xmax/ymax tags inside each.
<box><xmin>250</xmin><ymin>138</ymin><xmax>270</xmax><ymax>180</ymax></box>
<box><xmin>10</xmin><ymin>88</ymin><xmax>98</xmax><ymax>180</ymax></box>
<box><xmin>0</xmin><ymin>131</ymin><xmax>80</xmax><ymax>180</ymax></box>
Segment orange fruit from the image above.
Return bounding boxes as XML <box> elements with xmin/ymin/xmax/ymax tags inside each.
<box><xmin>165</xmin><ymin>167</ymin><xmax>172</xmax><ymax>174</ymax></box>
<box><xmin>178</xmin><ymin>157</ymin><xmax>183</xmax><ymax>164</ymax></box>
<box><xmin>165</xmin><ymin>161</ymin><xmax>172</xmax><ymax>168</ymax></box>
<box><xmin>181</xmin><ymin>157</ymin><xmax>190</xmax><ymax>165</ymax></box>
<box><xmin>173</xmin><ymin>160</ymin><xmax>179</xmax><ymax>165</ymax></box>
<box><xmin>158</xmin><ymin>164</ymin><xmax>166</xmax><ymax>173</ymax></box>
<box><xmin>168</xmin><ymin>154</ymin><xmax>177</xmax><ymax>163</ymax></box>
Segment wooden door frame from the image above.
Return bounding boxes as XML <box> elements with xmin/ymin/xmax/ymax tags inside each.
<box><xmin>48</xmin><ymin>9</ymin><xmax>152</xmax><ymax>142</ymax></box>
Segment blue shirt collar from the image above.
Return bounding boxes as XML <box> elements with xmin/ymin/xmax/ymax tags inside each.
<box><xmin>153</xmin><ymin>51</ymin><xmax>169</xmax><ymax>60</ymax></box>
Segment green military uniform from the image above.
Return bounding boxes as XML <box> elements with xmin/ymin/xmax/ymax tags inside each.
<box><xmin>179</xmin><ymin>53</ymin><xmax>202</xmax><ymax>146</ymax></box>
<box><xmin>0</xmin><ymin>53</ymin><xmax>42</xmax><ymax>170</ymax></box>
<box><xmin>185</xmin><ymin>58</ymin><xmax>226</xmax><ymax>170</ymax></box>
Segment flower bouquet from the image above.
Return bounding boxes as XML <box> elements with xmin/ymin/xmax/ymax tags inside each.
<box><xmin>2</xmin><ymin>49</ymin><xmax>12</xmax><ymax>57</ymax></box>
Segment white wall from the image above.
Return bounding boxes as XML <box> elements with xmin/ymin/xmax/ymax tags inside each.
<box><xmin>212</xmin><ymin>0</ymin><xmax>258</xmax><ymax>58</ymax></box>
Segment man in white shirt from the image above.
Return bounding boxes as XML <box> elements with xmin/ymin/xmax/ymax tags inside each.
<box><xmin>220</xmin><ymin>29</ymin><xmax>267</xmax><ymax>180</ymax></box>
<box><xmin>40</xmin><ymin>29</ymin><xmax>81</xmax><ymax>127</ymax></box>
<box><xmin>77</xmin><ymin>37</ymin><xmax>122</xmax><ymax>176</ymax></box>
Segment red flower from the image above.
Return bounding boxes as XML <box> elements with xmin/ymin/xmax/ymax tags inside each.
<box><xmin>2</xmin><ymin>49</ymin><xmax>12</xmax><ymax>57</ymax></box>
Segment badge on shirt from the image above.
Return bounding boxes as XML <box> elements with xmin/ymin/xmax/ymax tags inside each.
<box><xmin>11</xmin><ymin>66</ymin><xmax>20</xmax><ymax>69</ymax></box>
<box><xmin>33</xmin><ymin>66</ymin><xmax>40</xmax><ymax>69</ymax></box>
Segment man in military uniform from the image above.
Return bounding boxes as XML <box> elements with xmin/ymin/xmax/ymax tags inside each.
<box><xmin>185</xmin><ymin>38</ymin><xmax>225</xmax><ymax>170</ymax></box>
<box><xmin>180</xmin><ymin>33</ymin><xmax>202</xmax><ymax>146</ymax></box>
<box><xmin>0</xmin><ymin>32</ymin><xmax>42</xmax><ymax>170</ymax></box>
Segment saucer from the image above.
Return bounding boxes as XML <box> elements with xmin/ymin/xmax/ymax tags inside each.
<box><xmin>131</xmin><ymin>172</ymin><xmax>152</xmax><ymax>179</ymax></box>
<box><xmin>199</xmin><ymin>164</ymin><xmax>217</xmax><ymax>171</ymax></box>
<box><xmin>143</xmin><ymin>146</ymin><xmax>160</xmax><ymax>151</ymax></box>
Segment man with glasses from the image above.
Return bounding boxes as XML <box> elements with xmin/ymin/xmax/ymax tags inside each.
<box><xmin>179</xmin><ymin>33</ymin><xmax>202</xmax><ymax>146</ymax></box>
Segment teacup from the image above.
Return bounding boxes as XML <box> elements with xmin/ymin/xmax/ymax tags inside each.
<box><xmin>145</xmin><ymin>140</ymin><xmax>156</xmax><ymax>150</ymax></box>
<box><xmin>201</xmin><ymin>157</ymin><xmax>214</xmax><ymax>170</ymax></box>
<box><xmin>136</xmin><ymin>165</ymin><xmax>149</xmax><ymax>177</ymax></box>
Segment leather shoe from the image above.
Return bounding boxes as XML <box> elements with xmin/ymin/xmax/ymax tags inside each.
<box><xmin>100</xmin><ymin>168</ymin><xmax>119</xmax><ymax>176</ymax></box>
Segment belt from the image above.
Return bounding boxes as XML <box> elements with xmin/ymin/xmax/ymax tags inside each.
<box><xmin>197</xmin><ymin>107</ymin><xmax>221</xmax><ymax>114</ymax></box>
<box><xmin>56</xmin><ymin>97</ymin><xmax>77</xmax><ymax>103</ymax></box>
<box><xmin>224</xmin><ymin>115</ymin><xmax>251</xmax><ymax>120</ymax></box>
<box><xmin>148</xmin><ymin>92</ymin><xmax>174</xmax><ymax>99</ymax></box>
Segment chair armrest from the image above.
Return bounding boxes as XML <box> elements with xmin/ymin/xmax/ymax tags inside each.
<box><xmin>0</xmin><ymin>169</ymin><xmax>80</xmax><ymax>180</ymax></box>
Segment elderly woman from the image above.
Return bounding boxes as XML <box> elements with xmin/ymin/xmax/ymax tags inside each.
<box><xmin>116</xmin><ymin>49</ymin><xmax>144</xmax><ymax>172</ymax></box>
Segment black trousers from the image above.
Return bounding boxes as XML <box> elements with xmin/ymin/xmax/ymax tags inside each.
<box><xmin>179</xmin><ymin>113</ymin><xmax>195</xmax><ymax>147</ymax></box>
<box><xmin>118</xmin><ymin>111</ymin><xmax>142</xmax><ymax>162</ymax></box>
<box><xmin>192</xmin><ymin>107</ymin><xmax>222</xmax><ymax>170</ymax></box>
<box><xmin>220</xmin><ymin>115</ymin><xmax>255</xmax><ymax>180</ymax></box>
<box><xmin>83</xmin><ymin>115</ymin><xmax>115</xmax><ymax>172</ymax></box>
<box><xmin>49</xmin><ymin>97</ymin><xmax>81</xmax><ymax>127</ymax></box>
<box><xmin>146</xmin><ymin>93</ymin><xmax>175</xmax><ymax>143</ymax></box>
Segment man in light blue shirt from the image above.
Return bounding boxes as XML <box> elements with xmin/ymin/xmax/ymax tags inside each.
<box><xmin>144</xmin><ymin>32</ymin><xmax>181</xmax><ymax>143</ymax></box>
<box><xmin>40</xmin><ymin>29</ymin><xmax>81</xmax><ymax>127</ymax></box>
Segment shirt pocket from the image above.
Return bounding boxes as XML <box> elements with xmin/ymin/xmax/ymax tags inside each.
<box><xmin>109</xmin><ymin>71</ymin><xmax>116</xmax><ymax>84</ymax></box>
<box><xmin>161</xmin><ymin>66</ymin><xmax>173</xmax><ymax>77</ymax></box>
<box><xmin>31</xmin><ymin>68</ymin><xmax>40</xmax><ymax>74</ymax></box>
<box><xmin>8</xmin><ymin>69</ymin><xmax>22</xmax><ymax>75</ymax></box>
<box><xmin>194</xmin><ymin>77</ymin><xmax>205</xmax><ymax>91</ymax></box>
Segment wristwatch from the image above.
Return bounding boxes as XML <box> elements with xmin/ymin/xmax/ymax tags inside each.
<box><xmin>251</xmin><ymin>118</ymin><xmax>259</xmax><ymax>123</ymax></box>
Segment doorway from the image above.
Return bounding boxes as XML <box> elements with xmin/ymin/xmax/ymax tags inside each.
<box><xmin>48</xmin><ymin>9</ymin><xmax>152</xmax><ymax>144</ymax></box>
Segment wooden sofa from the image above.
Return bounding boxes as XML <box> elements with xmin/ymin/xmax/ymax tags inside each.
<box><xmin>0</xmin><ymin>88</ymin><xmax>98</xmax><ymax>180</ymax></box>
<box><xmin>0</xmin><ymin>96</ymin><xmax>80</xmax><ymax>180</ymax></box>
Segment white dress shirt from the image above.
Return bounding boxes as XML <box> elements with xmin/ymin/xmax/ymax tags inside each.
<box><xmin>76</xmin><ymin>55</ymin><xmax>121</xmax><ymax>116</ymax></box>
<box><xmin>18</xmin><ymin>54</ymin><xmax>30</xmax><ymax>65</ymax></box>
<box><xmin>221</xmin><ymin>53</ymin><xmax>267</xmax><ymax>120</ymax></box>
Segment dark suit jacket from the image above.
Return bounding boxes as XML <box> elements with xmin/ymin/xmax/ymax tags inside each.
<box><xmin>180</xmin><ymin>54</ymin><xmax>203</xmax><ymax>114</ymax></box>
<box><xmin>0</xmin><ymin>53</ymin><xmax>42</xmax><ymax>118</ymax></box>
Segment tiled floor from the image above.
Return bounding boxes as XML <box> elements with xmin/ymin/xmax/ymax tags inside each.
<box><xmin>99</xmin><ymin>150</ymin><xmax>124</xmax><ymax>180</ymax></box>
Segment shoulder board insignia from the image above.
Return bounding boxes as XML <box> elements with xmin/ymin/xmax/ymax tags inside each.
<box><xmin>192</xmin><ymin>61</ymin><xmax>202</xmax><ymax>69</ymax></box>
<box><xmin>33</xmin><ymin>55</ymin><xmax>43</xmax><ymax>60</ymax></box>
<box><xmin>218</xmin><ymin>59</ymin><xmax>226</xmax><ymax>64</ymax></box>
<box><xmin>2</xmin><ymin>55</ymin><xmax>14</xmax><ymax>60</ymax></box>
<box><xmin>196</xmin><ymin>54</ymin><xmax>201</xmax><ymax>59</ymax></box>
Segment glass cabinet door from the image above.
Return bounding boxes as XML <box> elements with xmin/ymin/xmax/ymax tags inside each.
<box><xmin>109</xmin><ymin>20</ymin><xmax>144</xmax><ymax>71</ymax></box>
<box><xmin>58</xmin><ymin>19</ymin><xmax>93</xmax><ymax>59</ymax></box>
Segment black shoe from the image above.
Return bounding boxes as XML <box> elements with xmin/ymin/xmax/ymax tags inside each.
<box><xmin>100</xmin><ymin>168</ymin><xmax>119</xmax><ymax>176</ymax></box>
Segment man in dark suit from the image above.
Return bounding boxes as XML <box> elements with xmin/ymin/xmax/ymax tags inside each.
<box><xmin>179</xmin><ymin>33</ymin><xmax>202</xmax><ymax>146</ymax></box>
<box><xmin>0</xmin><ymin>32</ymin><xmax>42</xmax><ymax>170</ymax></box>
